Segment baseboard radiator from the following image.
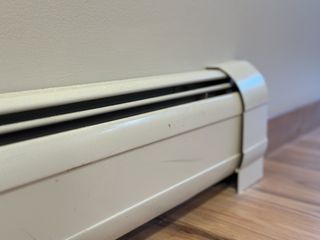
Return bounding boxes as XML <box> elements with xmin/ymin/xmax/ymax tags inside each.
<box><xmin>0</xmin><ymin>61</ymin><xmax>268</xmax><ymax>240</ymax></box>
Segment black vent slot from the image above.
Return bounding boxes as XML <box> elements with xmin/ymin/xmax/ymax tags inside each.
<box><xmin>0</xmin><ymin>78</ymin><xmax>237</xmax><ymax>146</ymax></box>
<box><xmin>0</xmin><ymin>79</ymin><xmax>230</xmax><ymax>125</ymax></box>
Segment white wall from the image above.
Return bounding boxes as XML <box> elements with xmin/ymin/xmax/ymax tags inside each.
<box><xmin>1</xmin><ymin>0</ymin><xmax>319</xmax><ymax>117</ymax></box>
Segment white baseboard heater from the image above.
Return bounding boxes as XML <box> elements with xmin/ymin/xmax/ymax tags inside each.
<box><xmin>0</xmin><ymin>61</ymin><xmax>268</xmax><ymax>240</ymax></box>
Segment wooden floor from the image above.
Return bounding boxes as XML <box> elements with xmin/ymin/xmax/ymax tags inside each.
<box><xmin>120</xmin><ymin>127</ymin><xmax>320</xmax><ymax>240</ymax></box>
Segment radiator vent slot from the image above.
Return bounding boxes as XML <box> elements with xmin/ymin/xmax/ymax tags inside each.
<box><xmin>0</xmin><ymin>74</ymin><xmax>237</xmax><ymax>145</ymax></box>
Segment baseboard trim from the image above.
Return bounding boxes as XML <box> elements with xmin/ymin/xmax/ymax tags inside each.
<box><xmin>267</xmin><ymin>100</ymin><xmax>320</xmax><ymax>154</ymax></box>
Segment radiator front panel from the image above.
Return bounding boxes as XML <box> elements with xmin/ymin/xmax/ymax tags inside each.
<box><xmin>0</xmin><ymin>116</ymin><xmax>241</xmax><ymax>240</ymax></box>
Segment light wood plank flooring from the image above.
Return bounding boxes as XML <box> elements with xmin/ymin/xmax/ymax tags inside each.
<box><xmin>120</xmin><ymin>127</ymin><xmax>320</xmax><ymax>240</ymax></box>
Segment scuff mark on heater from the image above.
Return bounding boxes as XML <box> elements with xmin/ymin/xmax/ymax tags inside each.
<box><xmin>163</xmin><ymin>158</ymin><xmax>201</xmax><ymax>163</ymax></box>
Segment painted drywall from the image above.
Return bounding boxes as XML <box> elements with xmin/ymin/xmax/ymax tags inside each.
<box><xmin>0</xmin><ymin>0</ymin><xmax>319</xmax><ymax>117</ymax></box>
